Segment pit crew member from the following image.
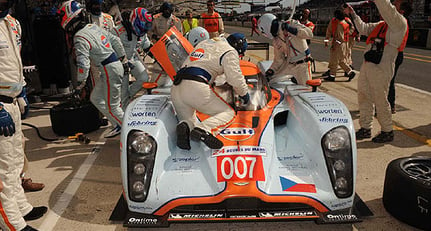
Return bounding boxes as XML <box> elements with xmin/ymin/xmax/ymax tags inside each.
<box><xmin>171</xmin><ymin>33</ymin><xmax>249</xmax><ymax>150</ymax></box>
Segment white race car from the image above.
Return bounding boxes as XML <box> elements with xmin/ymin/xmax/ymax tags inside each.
<box><xmin>110</xmin><ymin>57</ymin><xmax>370</xmax><ymax>227</ymax></box>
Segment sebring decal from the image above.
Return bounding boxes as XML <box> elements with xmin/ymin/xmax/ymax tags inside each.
<box><xmin>280</xmin><ymin>176</ymin><xmax>316</xmax><ymax>193</ymax></box>
<box><xmin>190</xmin><ymin>48</ymin><xmax>205</xmax><ymax>61</ymax></box>
<box><xmin>219</xmin><ymin>123</ymin><xmax>255</xmax><ymax>141</ymax></box>
<box><xmin>217</xmin><ymin>155</ymin><xmax>265</xmax><ymax>182</ymax></box>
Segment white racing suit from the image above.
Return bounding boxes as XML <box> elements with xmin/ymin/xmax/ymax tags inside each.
<box><xmin>88</xmin><ymin>13</ymin><xmax>115</xmax><ymax>87</ymax></box>
<box><xmin>352</xmin><ymin>0</ymin><xmax>408</xmax><ymax>132</ymax></box>
<box><xmin>149</xmin><ymin>13</ymin><xmax>182</xmax><ymax>41</ymax></box>
<box><xmin>171</xmin><ymin>38</ymin><xmax>248</xmax><ymax>136</ymax></box>
<box><xmin>269</xmin><ymin>20</ymin><xmax>313</xmax><ymax>85</ymax></box>
<box><xmin>112</xmin><ymin>23</ymin><xmax>150</xmax><ymax>108</ymax></box>
<box><xmin>0</xmin><ymin>15</ymin><xmax>33</xmax><ymax>231</ymax></box>
<box><xmin>74</xmin><ymin>24</ymin><xmax>126</xmax><ymax>128</ymax></box>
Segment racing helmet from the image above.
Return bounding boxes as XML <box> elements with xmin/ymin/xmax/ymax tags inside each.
<box><xmin>58</xmin><ymin>0</ymin><xmax>84</xmax><ymax>30</ymax></box>
<box><xmin>227</xmin><ymin>33</ymin><xmax>248</xmax><ymax>56</ymax></box>
<box><xmin>86</xmin><ymin>0</ymin><xmax>103</xmax><ymax>16</ymax></box>
<box><xmin>130</xmin><ymin>7</ymin><xmax>152</xmax><ymax>37</ymax></box>
<box><xmin>186</xmin><ymin>26</ymin><xmax>209</xmax><ymax>47</ymax></box>
<box><xmin>258</xmin><ymin>13</ymin><xmax>278</xmax><ymax>39</ymax></box>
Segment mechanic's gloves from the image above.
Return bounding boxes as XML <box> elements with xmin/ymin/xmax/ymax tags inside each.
<box><xmin>281</xmin><ymin>22</ymin><xmax>298</xmax><ymax>35</ymax></box>
<box><xmin>239</xmin><ymin>92</ymin><xmax>250</xmax><ymax>105</ymax></box>
<box><xmin>0</xmin><ymin>103</ymin><xmax>16</xmax><ymax>137</ymax></box>
<box><xmin>17</xmin><ymin>87</ymin><xmax>29</xmax><ymax>119</ymax></box>
<box><xmin>265</xmin><ymin>69</ymin><xmax>275</xmax><ymax>82</ymax></box>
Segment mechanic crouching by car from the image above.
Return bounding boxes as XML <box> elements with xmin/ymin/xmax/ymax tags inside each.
<box><xmin>58</xmin><ymin>0</ymin><xmax>127</xmax><ymax>138</ymax></box>
<box><xmin>113</xmin><ymin>7</ymin><xmax>152</xmax><ymax>109</ymax></box>
<box><xmin>257</xmin><ymin>13</ymin><xmax>313</xmax><ymax>86</ymax></box>
<box><xmin>171</xmin><ymin>33</ymin><xmax>250</xmax><ymax>150</ymax></box>
<box><xmin>343</xmin><ymin>0</ymin><xmax>410</xmax><ymax>143</ymax></box>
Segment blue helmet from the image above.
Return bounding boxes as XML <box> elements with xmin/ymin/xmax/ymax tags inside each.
<box><xmin>227</xmin><ymin>33</ymin><xmax>247</xmax><ymax>56</ymax></box>
<box><xmin>130</xmin><ymin>7</ymin><xmax>152</xmax><ymax>37</ymax></box>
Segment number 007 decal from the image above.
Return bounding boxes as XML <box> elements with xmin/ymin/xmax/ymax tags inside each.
<box><xmin>217</xmin><ymin>155</ymin><xmax>265</xmax><ymax>182</ymax></box>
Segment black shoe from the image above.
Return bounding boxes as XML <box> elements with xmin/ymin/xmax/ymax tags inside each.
<box><xmin>347</xmin><ymin>71</ymin><xmax>356</xmax><ymax>81</ymax></box>
<box><xmin>355</xmin><ymin>128</ymin><xmax>371</xmax><ymax>140</ymax></box>
<box><xmin>190</xmin><ymin>127</ymin><xmax>224</xmax><ymax>149</ymax></box>
<box><xmin>176</xmin><ymin>122</ymin><xmax>191</xmax><ymax>150</ymax></box>
<box><xmin>344</xmin><ymin>72</ymin><xmax>349</xmax><ymax>77</ymax></box>
<box><xmin>21</xmin><ymin>225</ymin><xmax>38</xmax><ymax>231</ymax></box>
<box><xmin>391</xmin><ymin>107</ymin><xmax>396</xmax><ymax>114</ymax></box>
<box><xmin>325</xmin><ymin>75</ymin><xmax>335</xmax><ymax>81</ymax></box>
<box><xmin>322</xmin><ymin>70</ymin><xmax>330</xmax><ymax>77</ymax></box>
<box><xmin>372</xmin><ymin>131</ymin><xmax>394</xmax><ymax>143</ymax></box>
<box><xmin>24</xmin><ymin>206</ymin><xmax>48</xmax><ymax>221</ymax></box>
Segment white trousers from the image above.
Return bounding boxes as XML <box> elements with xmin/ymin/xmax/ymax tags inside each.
<box><xmin>0</xmin><ymin>103</ymin><xmax>32</xmax><ymax>231</ymax></box>
<box><xmin>358</xmin><ymin>61</ymin><xmax>394</xmax><ymax>132</ymax></box>
<box><xmin>171</xmin><ymin>80</ymin><xmax>235</xmax><ymax>136</ymax></box>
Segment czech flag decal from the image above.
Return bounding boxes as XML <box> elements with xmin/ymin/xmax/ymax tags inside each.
<box><xmin>280</xmin><ymin>176</ymin><xmax>316</xmax><ymax>193</ymax></box>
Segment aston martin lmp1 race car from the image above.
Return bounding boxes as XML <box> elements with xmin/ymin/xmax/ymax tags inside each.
<box><xmin>109</xmin><ymin>28</ymin><xmax>370</xmax><ymax>227</ymax></box>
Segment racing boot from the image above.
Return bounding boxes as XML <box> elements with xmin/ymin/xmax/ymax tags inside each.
<box><xmin>347</xmin><ymin>71</ymin><xmax>356</xmax><ymax>81</ymax></box>
<box><xmin>324</xmin><ymin>75</ymin><xmax>335</xmax><ymax>82</ymax></box>
<box><xmin>190</xmin><ymin>127</ymin><xmax>224</xmax><ymax>149</ymax></box>
<box><xmin>176</xmin><ymin>122</ymin><xmax>191</xmax><ymax>150</ymax></box>
<box><xmin>321</xmin><ymin>70</ymin><xmax>330</xmax><ymax>77</ymax></box>
<box><xmin>24</xmin><ymin>206</ymin><xmax>48</xmax><ymax>221</ymax></box>
<box><xmin>21</xmin><ymin>225</ymin><xmax>38</xmax><ymax>231</ymax></box>
<box><xmin>355</xmin><ymin>128</ymin><xmax>371</xmax><ymax>140</ymax></box>
<box><xmin>372</xmin><ymin>131</ymin><xmax>394</xmax><ymax>143</ymax></box>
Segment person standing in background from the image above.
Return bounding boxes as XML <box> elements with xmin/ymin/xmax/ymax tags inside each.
<box><xmin>300</xmin><ymin>8</ymin><xmax>315</xmax><ymax>45</ymax></box>
<box><xmin>149</xmin><ymin>2</ymin><xmax>182</xmax><ymax>43</ymax></box>
<box><xmin>182</xmin><ymin>10</ymin><xmax>198</xmax><ymax>34</ymax></box>
<box><xmin>200</xmin><ymin>0</ymin><xmax>224</xmax><ymax>38</ymax></box>
<box><xmin>344</xmin><ymin>0</ymin><xmax>411</xmax><ymax>143</ymax></box>
<box><xmin>250</xmin><ymin>16</ymin><xmax>259</xmax><ymax>36</ymax></box>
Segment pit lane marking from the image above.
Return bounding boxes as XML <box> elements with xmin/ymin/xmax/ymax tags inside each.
<box><xmin>38</xmin><ymin>132</ymin><xmax>116</xmax><ymax>231</ymax></box>
<box><xmin>393</xmin><ymin>124</ymin><xmax>431</xmax><ymax>147</ymax></box>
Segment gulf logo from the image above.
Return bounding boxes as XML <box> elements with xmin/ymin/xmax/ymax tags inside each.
<box><xmin>219</xmin><ymin>123</ymin><xmax>255</xmax><ymax>141</ymax></box>
<box><xmin>190</xmin><ymin>48</ymin><xmax>205</xmax><ymax>61</ymax></box>
<box><xmin>100</xmin><ymin>35</ymin><xmax>110</xmax><ymax>48</ymax></box>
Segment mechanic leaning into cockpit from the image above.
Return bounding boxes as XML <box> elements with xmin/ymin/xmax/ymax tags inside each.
<box><xmin>112</xmin><ymin>7</ymin><xmax>152</xmax><ymax>109</ymax></box>
<box><xmin>171</xmin><ymin>33</ymin><xmax>250</xmax><ymax>150</ymax></box>
<box><xmin>258</xmin><ymin>13</ymin><xmax>313</xmax><ymax>86</ymax></box>
<box><xmin>59</xmin><ymin>0</ymin><xmax>126</xmax><ymax>138</ymax></box>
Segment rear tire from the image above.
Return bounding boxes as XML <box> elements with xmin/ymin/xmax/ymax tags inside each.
<box><xmin>383</xmin><ymin>156</ymin><xmax>431</xmax><ymax>230</ymax></box>
<box><xmin>50</xmin><ymin>100</ymin><xmax>101</xmax><ymax>136</ymax></box>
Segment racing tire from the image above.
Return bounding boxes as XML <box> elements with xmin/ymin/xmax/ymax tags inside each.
<box><xmin>383</xmin><ymin>156</ymin><xmax>431</xmax><ymax>230</ymax></box>
<box><xmin>50</xmin><ymin>100</ymin><xmax>101</xmax><ymax>136</ymax></box>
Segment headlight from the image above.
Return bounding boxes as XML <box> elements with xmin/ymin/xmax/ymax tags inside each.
<box><xmin>322</xmin><ymin>126</ymin><xmax>353</xmax><ymax>198</ymax></box>
<box><xmin>324</xmin><ymin>128</ymin><xmax>349</xmax><ymax>152</ymax></box>
<box><xmin>127</xmin><ymin>130</ymin><xmax>157</xmax><ymax>202</ymax></box>
<box><xmin>131</xmin><ymin>135</ymin><xmax>153</xmax><ymax>154</ymax></box>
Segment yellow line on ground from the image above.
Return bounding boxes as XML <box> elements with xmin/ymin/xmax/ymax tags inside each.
<box><xmin>393</xmin><ymin>124</ymin><xmax>431</xmax><ymax>147</ymax></box>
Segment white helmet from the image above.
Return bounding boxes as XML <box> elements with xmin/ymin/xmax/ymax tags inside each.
<box><xmin>258</xmin><ymin>13</ymin><xmax>277</xmax><ymax>39</ymax></box>
<box><xmin>186</xmin><ymin>26</ymin><xmax>210</xmax><ymax>47</ymax></box>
